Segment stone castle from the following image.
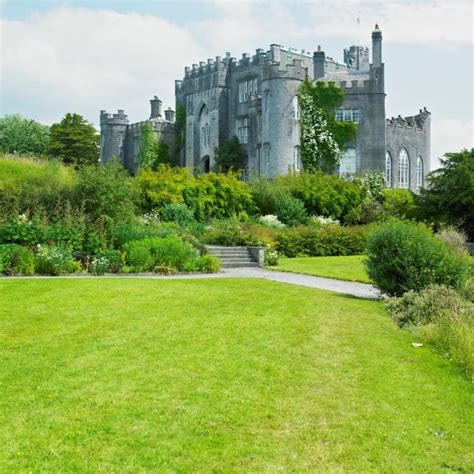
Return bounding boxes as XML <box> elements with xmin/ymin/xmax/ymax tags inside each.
<box><xmin>100</xmin><ymin>26</ymin><xmax>431</xmax><ymax>191</ymax></box>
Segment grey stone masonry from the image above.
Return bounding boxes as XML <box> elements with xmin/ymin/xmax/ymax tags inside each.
<box><xmin>100</xmin><ymin>26</ymin><xmax>430</xmax><ymax>187</ymax></box>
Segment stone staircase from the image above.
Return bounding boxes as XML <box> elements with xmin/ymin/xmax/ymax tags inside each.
<box><xmin>206</xmin><ymin>245</ymin><xmax>260</xmax><ymax>268</ymax></box>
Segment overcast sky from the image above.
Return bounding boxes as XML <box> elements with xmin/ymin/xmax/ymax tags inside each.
<box><xmin>1</xmin><ymin>0</ymin><xmax>473</xmax><ymax>166</ymax></box>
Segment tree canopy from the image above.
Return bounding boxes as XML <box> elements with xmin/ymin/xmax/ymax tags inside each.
<box><xmin>299</xmin><ymin>80</ymin><xmax>357</xmax><ymax>173</ymax></box>
<box><xmin>213</xmin><ymin>136</ymin><xmax>248</xmax><ymax>173</ymax></box>
<box><xmin>417</xmin><ymin>149</ymin><xmax>474</xmax><ymax>239</ymax></box>
<box><xmin>47</xmin><ymin>113</ymin><xmax>99</xmax><ymax>167</ymax></box>
<box><xmin>0</xmin><ymin>114</ymin><xmax>50</xmax><ymax>155</ymax></box>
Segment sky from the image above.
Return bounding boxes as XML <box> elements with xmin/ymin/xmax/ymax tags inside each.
<box><xmin>1</xmin><ymin>0</ymin><xmax>473</xmax><ymax>166</ymax></box>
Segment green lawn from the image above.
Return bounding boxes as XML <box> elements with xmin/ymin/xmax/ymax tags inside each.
<box><xmin>1</xmin><ymin>278</ymin><xmax>473</xmax><ymax>471</ymax></box>
<box><xmin>273</xmin><ymin>255</ymin><xmax>370</xmax><ymax>283</ymax></box>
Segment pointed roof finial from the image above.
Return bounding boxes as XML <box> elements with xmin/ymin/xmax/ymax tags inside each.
<box><xmin>375</xmin><ymin>23</ymin><xmax>379</xmax><ymax>30</ymax></box>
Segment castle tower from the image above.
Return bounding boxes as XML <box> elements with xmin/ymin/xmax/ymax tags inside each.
<box><xmin>150</xmin><ymin>96</ymin><xmax>162</xmax><ymax>119</ymax></box>
<box><xmin>99</xmin><ymin>109</ymin><xmax>129</xmax><ymax>166</ymax></box>
<box><xmin>372</xmin><ymin>24</ymin><xmax>382</xmax><ymax>66</ymax></box>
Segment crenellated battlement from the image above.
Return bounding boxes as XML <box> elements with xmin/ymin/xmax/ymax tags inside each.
<box><xmin>337</xmin><ymin>78</ymin><xmax>372</xmax><ymax>92</ymax></box>
<box><xmin>386</xmin><ymin>108</ymin><xmax>431</xmax><ymax>131</ymax></box>
<box><xmin>100</xmin><ymin>109</ymin><xmax>129</xmax><ymax>126</ymax></box>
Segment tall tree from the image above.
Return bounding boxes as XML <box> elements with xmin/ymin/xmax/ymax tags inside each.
<box><xmin>299</xmin><ymin>80</ymin><xmax>356</xmax><ymax>173</ymax></box>
<box><xmin>0</xmin><ymin>114</ymin><xmax>50</xmax><ymax>155</ymax></box>
<box><xmin>213</xmin><ymin>136</ymin><xmax>248</xmax><ymax>173</ymax></box>
<box><xmin>47</xmin><ymin>113</ymin><xmax>99</xmax><ymax>167</ymax></box>
<box><xmin>417</xmin><ymin>149</ymin><xmax>474</xmax><ymax>239</ymax></box>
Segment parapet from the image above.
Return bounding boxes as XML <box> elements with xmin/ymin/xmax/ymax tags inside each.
<box><xmin>386</xmin><ymin>107</ymin><xmax>431</xmax><ymax>131</ymax></box>
<box><xmin>100</xmin><ymin>109</ymin><xmax>129</xmax><ymax>126</ymax></box>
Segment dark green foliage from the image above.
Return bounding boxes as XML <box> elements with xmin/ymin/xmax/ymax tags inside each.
<box><xmin>274</xmin><ymin>196</ymin><xmax>308</xmax><ymax>226</ymax></box>
<box><xmin>137</xmin><ymin>123</ymin><xmax>171</xmax><ymax>170</ymax></box>
<box><xmin>74</xmin><ymin>160</ymin><xmax>136</xmax><ymax>222</ymax></box>
<box><xmin>47</xmin><ymin>113</ymin><xmax>99</xmax><ymax>167</ymax></box>
<box><xmin>280</xmin><ymin>172</ymin><xmax>363</xmax><ymax>221</ymax></box>
<box><xmin>111</xmin><ymin>222</ymin><xmax>180</xmax><ymax>249</ymax></box>
<box><xmin>417</xmin><ymin>149</ymin><xmax>474</xmax><ymax>239</ymax></box>
<box><xmin>213</xmin><ymin>136</ymin><xmax>248</xmax><ymax>173</ymax></box>
<box><xmin>275</xmin><ymin>225</ymin><xmax>368</xmax><ymax>258</ymax></box>
<box><xmin>0</xmin><ymin>114</ymin><xmax>50</xmax><ymax>155</ymax></box>
<box><xmin>0</xmin><ymin>243</ymin><xmax>35</xmax><ymax>275</ymax></box>
<box><xmin>365</xmin><ymin>220</ymin><xmax>469</xmax><ymax>296</ymax></box>
<box><xmin>123</xmin><ymin>236</ymin><xmax>196</xmax><ymax>272</ymax></box>
<box><xmin>160</xmin><ymin>203</ymin><xmax>195</xmax><ymax>226</ymax></box>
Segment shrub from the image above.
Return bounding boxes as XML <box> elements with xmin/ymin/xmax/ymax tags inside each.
<box><xmin>112</xmin><ymin>221</ymin><xmax>180</xmax><ymax>249</ymax></box>
<box><xmin>92</xmin><ymin>249</ymin><xmax>122</xmax><ymax>274</ymax></box>
<box><xmin>124</xmin><ymin>236</ymin><xmax>196</xmax><ymax>272</ymax></box>
<box><xmin>0</xmin><ymin>244</ymin><xmax>35</xmax><ymax>275</ymax></box>
<box><xmin>73</xmin><ymin>160</ymin><xmax>136</xmax><ymax>222</ymax></box>
<box><xmin>195</xmin><ymin>255</ymin><xmax>221</xmax><ymax>273</ymax></box>
<box><xmin>264</xmin><ymin>249</ymin><xmax>280</xmax><ymax>266</ymax></box>
<box><xmin>385</xmin><ymin>285</ymin><xmax>474</xmax><ymax>376</ymax></box>
<box><xmin>435</xmin><ymin>227</ymin><xmax>470</xmax><ymax>257</ymax></box>
<box><xmin>275</xmin><ymin>224</ymin><xmax>369</xmax><ymax>258</ymax></box>
<box><xmin>365</xmin><ymin>220</ymin><xmax>469</xmax><ymax>296</ymax></box>
<box><xmin>35</xmin><ymin>244</ymin><xmax>76</xmax><ymax>275</ymax></box>
<box><xmin>279</xmin><ymin>172</ymin><xmax>363</xmax><ymax>221</ymax></box>
<box><xmin>160</xmin><ymin>203</ymin><xmax>195</xmax><ymax>226</ymax></box>
<box><xmin>0</xmin><ymin>215</ymin><xmax>48</xmax><ymax>247</ymax></box>
<box><xmin>274</xmin><ymin>196</ymin><xmax>307</xmax><ymax>227</ymax></box>
<box><xmin>89</xmin><ymin>256</ymin><xmax>110</xmax><ymax>276</ymax></box>
<box><xmin>382</xmin><ymin>188</ymin><xmax>417</xmax><ymax>220</ymax></box>
<box><xmin>258</xmin><ymin>215</ymin><xmax>285</xmax><ymax>228</ymax></box>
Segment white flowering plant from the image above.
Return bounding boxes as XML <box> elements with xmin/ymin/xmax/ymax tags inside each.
<box><xmin>258</xmin><ymin>214</ymin><xmax>285</xmax><ymax>228</ymax></box>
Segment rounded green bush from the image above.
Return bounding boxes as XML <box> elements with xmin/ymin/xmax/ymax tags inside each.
<box><xmin>160</xmin><ymin>203</ymin><xmax>195</xmax><ymax>226</ymax></box>
<box><xmin>195</xmin><ymin>255</ymin><xmax>221</xmax><ymax>273</ymax></box>
<box><xmin>365</xmin><ymin>220</ymin><xmax>469</xmax><ymax>296</ymax></box>
<box><xmin>0</xmin><ymin>243</ymin><xmax>35</xmax><ymax>275</ymax></box>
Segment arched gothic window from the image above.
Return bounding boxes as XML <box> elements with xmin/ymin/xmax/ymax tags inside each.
<box><xmin>398</xmin><ymin>149</ymin><xmax>409</xmax><ymax>188</ymax></box>
<box><xmin>199</xmin><ymin>105</ymin><xmax>209</xmax><ymax>151</ymax></box>
<box><xmin>339</xmin><ymin>148</ymin><xmax>357</xmax><ymax>179</ymax></box>
<box><xmin>292</xmin><ymin>96</ymin><xmax>300</xmax><ymax>120</ymax></box>
<box><xmin>385</xmin><ymin>152</ymin><xmax>392</xmax><ymax>187</ymax></box>
<box><xmin>416</xmin><ymin>156</ymin><xmax>423</xmax><ymax>189</ymax></box>
<box><xmin>293</xmin><ymin>146</ymin><xmax>301</xmax><ymax>172</ymax></box>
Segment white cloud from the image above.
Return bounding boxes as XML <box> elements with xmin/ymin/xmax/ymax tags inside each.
<box><xmin>431</xmin><ymin>118</ymin><xmax>473</xmax><ymax>168</ymax></box>
<box><xmin>1</xmin><ymin>8</ymin><xmax>205</xmax><ymax>125</ymax></box>
<box><xmin>306</xmin><ymin>0</ymin><xmax>473</xmax><ymax>45</ymax></box>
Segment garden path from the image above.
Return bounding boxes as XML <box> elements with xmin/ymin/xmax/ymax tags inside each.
<box><xmin>9</xmin><ymin>268</ymin><xmax>379</xmax><ymax>299</ymax></box>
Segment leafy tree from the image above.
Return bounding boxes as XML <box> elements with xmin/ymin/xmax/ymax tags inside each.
<box><xmin>0</xmin><ymin>114</ymin><xmax>50</xmax><ymax>155</ymax></box>
<box><xmin>299</xmin><ymin>80</ymin><xmax>356</xmax><ymax>173</ymax></box>
<box><xmin>213</xmin><ymin>136</ymin><xmax>248</xmax><ymax>173</ymax></box>
<box><xmin>173</xmin><ymin>105</ymin><xmax>186</xmax><ymax>167</ymax></box>
<box><xmin>417</xmin><ymin>149</ymin><xmax>474</xmax><ymax>239</ymax></box>
<box><xmin>47</xmin><ymin>113</ymin><xmax>99</xmax><ymax>167</ymax></box>
<box><xmin>137</xmin><ymin>122</ymin><xmax>170</xmax><ymax>170</ymax></box>
<box><xmin>74</xmin><ymin>159</ymin><xmax>136</xmax><ymax>222</ymax></box>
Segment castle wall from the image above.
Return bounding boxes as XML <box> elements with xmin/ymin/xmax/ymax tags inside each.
<box><xmin>385</xmin><ymin>110</ymin><xmax>431</xmax><ymax>191</ymax></box>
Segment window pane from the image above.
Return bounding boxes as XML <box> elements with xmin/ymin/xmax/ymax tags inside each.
<box><xmin>344</xmin><ymin>109</ymin><xmax>352</xmax><ymax>122</ymax></box>
<box><xmin>385</xmin><ymin>152</ymin><xmax>392</xmax><ymax>187</ymax></box>
<box><xmin>352</xmin><ymin>108</ymin><xmax>360</xmax><ymax>123</ymax></box>
<box><xmin>339</xmin><ymin>148</ymin><xmax>357</xmax><ymax>178</ymax></box>
<box><xmin>336</xmin><ymin>109</ymin><xmax>344</xmax><ymax>122</ymax></box>
<box><xmin>398</xmin><ymin>149</ymin><xmax>409</xmax><ymax>188</ymax></box>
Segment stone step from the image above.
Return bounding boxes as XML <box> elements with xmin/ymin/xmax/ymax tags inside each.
<box><xmin>221</xmin><ymin>261</ymin><xmax>259</xmax><ymax>268</ymax></box>
<box><xmin>208</xmin><ymin>251</ymin><xmax>251</xmax><ymax>257</ymax></box>
<box><xmin>217</xmin><ymin>257</ymin><xmax>255</xmax><ymax>263</ymax></box>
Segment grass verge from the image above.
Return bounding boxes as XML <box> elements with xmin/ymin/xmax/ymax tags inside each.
<box><xmin>272</xmin><ymin>255</ymin><xmax>370</xmax><ymax>283</ymax></box>
<box><xmin>1</xmin><ymin>278</ymin><xmax>472</xmax><ymax>471</ymax></box>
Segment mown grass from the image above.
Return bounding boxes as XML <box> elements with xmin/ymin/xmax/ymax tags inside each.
<box><xmin>273</xmin><ymin>255</ymin><xmax>370</xmax><ymax>283</ymax></box>
<box><xmin>1</xmin><ymin>278</ymin><xmax>473</xmax><ymax>471</ymax></box>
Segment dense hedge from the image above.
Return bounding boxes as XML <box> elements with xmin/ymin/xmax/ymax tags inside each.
<box><xmin>365</xmin><ymin>220</ymin><xmax>469</xmax><ymax>296</ymax></box>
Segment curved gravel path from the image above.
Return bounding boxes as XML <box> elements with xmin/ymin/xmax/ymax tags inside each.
<box><xmin>3</xmin><ymin>268</ymin><xmax>380</xmax><ymax>299</ymax></box>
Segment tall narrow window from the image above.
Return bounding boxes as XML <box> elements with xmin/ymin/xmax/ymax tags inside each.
<box><xmin>257</xmin><ymin>146</ymin><xmax>262</xmax><ymax>176</ymax></box>
<box><xmin>336</xmin><ymin>109</ymin><xmax>344</xmax><ymax>122</ymax></box>
<box><xmin>344</xmin><ymin>109</ymin><xmax>352</xmax><ymax>122</ymax></box>
<box><xmin>385</xmin><ymin>152</ymin><xmax>392</xmax><ymax>187</ymax></box>
<box><xmin>352</xmin><ymin>108</ymin><xmax>360</xmax><ymax>123</ymax></box>
<box><xmin>292</xmin><ymin>96</ymin><xmax>300</xmax><ymax>120</ymax></box>
<box><xmin>293</xmin><ymin>146</ymin><xmax>301</xmax><ymax>172</ymax></box>
<box><xmin>239</xmin><ymin>83</ymin><xmax>244</xmax><ymax>103</ymax></box>
<box><xmin>398</xmin><ymin>148</ymin><xmax>409</xmax><ymax>188</ymax></box>
<box><xmin>257</xmin><ymin>113</ymin><xmax>262</xmax><ymax>135</ymax></box>
<box><xmin>416</xmin><ymin>156</ymin><xmax>423</xmax><ymax>189</ymax></box>
<box><xmin>237</xmin><ymin>117</ymin><xmax>248</xmax><ymax>144</ymax></box>
<box><xmin>339</xmin><ymin>148</ymin><xmax>357</xmax><ymax>178</ymax></box>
